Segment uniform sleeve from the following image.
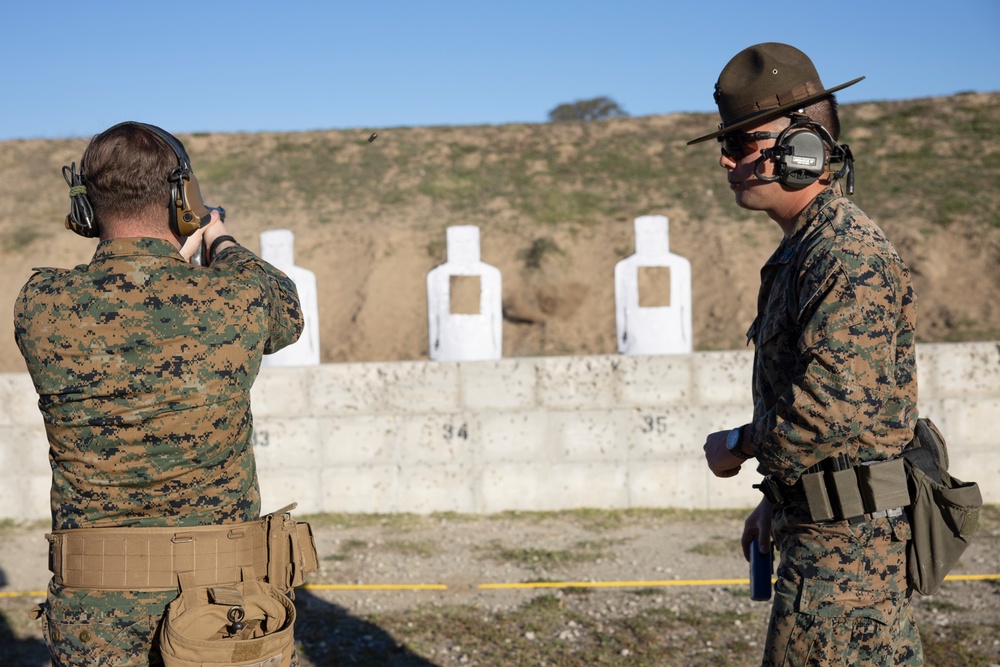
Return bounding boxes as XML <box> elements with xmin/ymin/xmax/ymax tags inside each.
<box><xmin>213</xmin><ymin>245</ymin><xmax>304</xmax><ymax>354</ymax></box>
<box><xmin>751</xmin><ymin>246</ymin><xmax>904</xmax><ymax>484</ymax></box>
<box><xmin>13</xmin><ymin>269</ymin><xmax>60</xmax><ymax>372</ymax></box>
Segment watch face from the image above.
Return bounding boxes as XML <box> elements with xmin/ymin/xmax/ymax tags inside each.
<box><xmin>727</xmin><ymin>427</ymin><xmax>746</xmax><ymax>458</ymax></box>
<box><xmin>727</xmin><ymin>428</ymin><xmax>741</xmax><ymax>451</ymax></box>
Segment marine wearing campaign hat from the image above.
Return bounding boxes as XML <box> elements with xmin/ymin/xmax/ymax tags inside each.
<box><xmin>695</xmin><ymin>42</ymin><xmax>925</xmax><ymax>666</ymax></box>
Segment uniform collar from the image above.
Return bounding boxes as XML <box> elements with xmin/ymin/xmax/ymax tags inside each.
<box><xmin>92</xmin><ymin>237</ymin><xmax>186</xmax><ymax>262</ymax></box>
<box><xmin>788</xmin><ymin>182</ymin><xmax>845</xmax><ymax>240</ymax></box>
<box><xmin>768</xmin><ymin>183</ymin><xmax>845</xmax><ymax>266</ymax></box>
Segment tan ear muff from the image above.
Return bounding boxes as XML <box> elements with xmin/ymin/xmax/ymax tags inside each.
<box><xmin>140</xmin><ymin>122</ymin><xmax>211</xmax><ymax>237</ymax></box>
<box><xmin>170</xmin><ymin>167</ymin><xmax>213</xmax><ymax>237</ymax></box>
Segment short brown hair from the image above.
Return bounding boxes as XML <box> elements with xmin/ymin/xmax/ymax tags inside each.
<box><xmin>803</xmin><ymin>96</ymin><xmax>841</xmax><ymax>141</ymax></box>
<box><xmin>81</xmin><ymin>123</ymin><xmax>178</xmax><ymax>227</ymax></box>
<box><xmin>770</xmin><ymin>95</ymin><xmax>842</xmax><ymax>144</ymax></box>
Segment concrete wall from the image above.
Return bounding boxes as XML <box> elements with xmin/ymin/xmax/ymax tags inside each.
<box><xmin>2</xmin><ymin>342</ymin><xmax>997</xmax><ymax>522</ymax></box>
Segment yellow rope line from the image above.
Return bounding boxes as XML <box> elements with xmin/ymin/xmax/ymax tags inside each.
<box><xmin>478</xmin><ymin>578</ymin><xmax>750</xmax><ymax>589</ymax></box>
<box><xmin>304</xmin><ymin>583</ymin><xmax>448</xmax><ymax>591</ymax></box>
<box><xmin>937</xmin><ymin>574</ymin><xmax>1000</xmax><ymax>582</ymax></box>
<box><xmin>2</xmin><ymin>574</ymin><xmax>997</xmax><ymax>597</ymax></box>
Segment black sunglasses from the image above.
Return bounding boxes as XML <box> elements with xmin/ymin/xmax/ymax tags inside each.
<box><xmin>718</xmin><ymin>131</ymin><xmax>780</xmax><ymax>160</ymax></box>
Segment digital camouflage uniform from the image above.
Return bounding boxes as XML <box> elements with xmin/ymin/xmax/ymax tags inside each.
<box><xmin>745</xmin><ymin>183</ymin><xmax>923</xmax><ymax>665</ymax></box>
<box><xmin>14</xmin><ymin>237</ymin><xmax>303</xmax><ymax>667</ymax></box>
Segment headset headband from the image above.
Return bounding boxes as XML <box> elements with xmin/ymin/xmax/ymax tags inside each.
<box><xmin>65</xmin><ymin>122</ymin><xmax>213</xmax><ymax>238</ymax></box>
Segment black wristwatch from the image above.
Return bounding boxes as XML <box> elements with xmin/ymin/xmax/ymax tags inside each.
<box><xmin>208</xmin><ymin>235</ymin><xmax>237</xmax><ymax>264</ymax></box>
<box><xmin>726</xmin><ymin>425</ymin><xmax>750</xmax><ymax>461</ymax></box>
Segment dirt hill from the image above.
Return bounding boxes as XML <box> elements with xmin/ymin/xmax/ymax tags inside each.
<box><xmin>1</xmin><ymin>92</ymin><xmax>998</xmax><ymax>372</ymax></box>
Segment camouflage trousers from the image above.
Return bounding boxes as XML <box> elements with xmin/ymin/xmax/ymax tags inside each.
<box><xmin>762</xmin><ymin>509</ymin><xmax>923</xmax><ymax>666</ymax></box>
<box><xmin>37</xmin><ymin>581</ymin><xmax>299</xmax><ymax>667</ymax></box>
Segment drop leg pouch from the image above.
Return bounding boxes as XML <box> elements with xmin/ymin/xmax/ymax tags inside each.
<box><xmin>903</xmin><ymin>418</ymin><xmax>983</xmax><ymax>595</ymax></box>
<box><xmin>159</xmin><ymin>568</ymin><xmax>296</xmax><ymax>667</ymax></box>
<box><xmin>904</xmin><ymin>460</ymin><xmax>982</xmax><ymax>595</ymax></box>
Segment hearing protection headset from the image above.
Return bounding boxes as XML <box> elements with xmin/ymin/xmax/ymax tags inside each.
<box><xmin>753</xmin><ymin>113</ymin><xmax>856</xmax><ymax>195</ymax></box>
<box><xmin>64</xmin><ymin>122</ymin><xmax>218</xmax><ymax>238</ymax></box>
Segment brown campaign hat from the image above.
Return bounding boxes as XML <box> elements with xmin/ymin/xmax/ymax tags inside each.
<box><xmin>688</xmin><ymin>42</ymin><xmax>864</xmax><ymax>145</ymax></box>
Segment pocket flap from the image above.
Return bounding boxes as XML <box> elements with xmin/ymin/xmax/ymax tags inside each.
<box><xmin>798</xmin><ymin>578</ymin><xmax>900</xmax><ymax>626</ymax></box>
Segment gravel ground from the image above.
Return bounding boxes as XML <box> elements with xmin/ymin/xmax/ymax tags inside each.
<box><xmin>2</xmin><ymin>508</ymin><xmax>998</xmax><ymax>666</ymax></box>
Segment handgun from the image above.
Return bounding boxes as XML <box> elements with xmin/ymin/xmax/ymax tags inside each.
<box><xmin>750</xmin><ymin>538</ymin><xmax>773</xmax><ymax>601</ymax></box>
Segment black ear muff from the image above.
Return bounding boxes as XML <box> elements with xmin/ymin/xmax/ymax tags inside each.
<box><xmin>753</xmin><ymin>113</ymin><xmax>856</xmax><ymax>194</ymax></box>
<box><xmin>775</xmin><ymin>128</ymin><xmax>826</xmax><ymax>189</ymax></box>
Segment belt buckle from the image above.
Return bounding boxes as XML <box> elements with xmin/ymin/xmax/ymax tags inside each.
<box><xmin>753</xmin><ymin>476</ymin><xmax>784</xmax><ymax>504</ymax></box>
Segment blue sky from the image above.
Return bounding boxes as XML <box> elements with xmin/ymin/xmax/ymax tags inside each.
<box><xmin>3</xmin><ymin>1</ymin><xmax>998</xmax><ymax>140</ymax></box>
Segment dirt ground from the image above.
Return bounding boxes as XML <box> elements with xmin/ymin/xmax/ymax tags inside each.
<box><xmin>2</xmin><ymin>509</ymin><xmax>999</xmax><ymax>666</ymax></box>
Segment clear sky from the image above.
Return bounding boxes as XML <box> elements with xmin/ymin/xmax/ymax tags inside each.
<box><xmin>3</xmin><ymin>0</ymin><xmax>998</xmax><ymax>141</ymax></box>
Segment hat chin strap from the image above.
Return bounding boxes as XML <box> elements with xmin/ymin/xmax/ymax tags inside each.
<box><xmin>752</xmin><ymin>114</ymin><xmax>855</xmax><ymax>195</ymax></box>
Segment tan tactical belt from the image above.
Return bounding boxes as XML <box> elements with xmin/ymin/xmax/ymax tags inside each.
<box><xmin>756</xmin><ymin>457</ymin><xmax>911</xmax><ymax>524</ymax></box>
<box><xmin>45</xmin><ymin>503</ymin><xmax>319</xmax><ymax>593</ymax></box>
<box><xmin>47</xmin><ymin>520</ymin><xmax>269</xmax><ymax>592</ymax></box>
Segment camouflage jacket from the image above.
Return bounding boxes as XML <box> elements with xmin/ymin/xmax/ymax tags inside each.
<box><xmin>14</xmin><ymin>237</ymin><xmax>303</xmax><ymax>530</ymax></box>
<box><xmin>746</xmin><ymin>184</ymin><xmax>918</xmax><ymax>485</ymax></box>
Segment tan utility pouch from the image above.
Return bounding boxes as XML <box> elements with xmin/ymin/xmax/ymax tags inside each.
<box><xmin>265</xmin><ymin>503</ymin><xmax>319</xmax><ymax>594</ymax></box>
<box><xmin>160</xmin><ymin>567</ymin><xmax>295</xmax><ymax>667</ymax></box>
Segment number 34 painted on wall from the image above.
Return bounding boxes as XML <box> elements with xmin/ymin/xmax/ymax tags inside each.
<box><xmin>443</xmin><ymin>423</ymin><xmax>469</xmax><ymax>440</ymax></box>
